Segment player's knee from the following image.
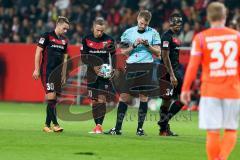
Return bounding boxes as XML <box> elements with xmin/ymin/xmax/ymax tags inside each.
<box><xmin>46</xmin><ymin>92</ymin><xmax>57</xmax><ymax>100</ymax></box>
<box><xmin>98</xmin><ymin>95</ymin><xmax>106</xmax><ymax>103</ymax></box>
<box><xmin>92</xmin><ymin>99</ymin><xmax>98</xmax><ymax>106</ymax></box>
<box><xmin>139</xmin><ymin>94</ymin><xmax>148</xmax><ymax>102</ymax></box>
<box><xmin>161</xmin><ymin>99</ymin><xmax>171</xmax><ymax>109</ymax></box>
<box><xmin>119</xmin><ymin>93</ymin><xmax>130</xmax><ymax>103</ymax></box>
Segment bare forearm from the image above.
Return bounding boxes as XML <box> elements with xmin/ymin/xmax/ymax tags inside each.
<box><xmin>62</xmin><ymin>54</ymin><xmax>68</xmax><ymax>78</ymax></box>
<box><xmin>162</xmin><ymin>51</ymin><xmax>174</xmax><ymax>76</ymax></box>
<box><xmin>148</xmin><ymin>45</ymin><xmax>160</xmax><ymax>56</ymax></box>
<box><xmin>121</xmin><ymin>46</ymin><xmax>134</xmax><ymax>55</ymax></box>
<box><xmin>34</xmin><ymin>47</ymin><xmax>42</xmax><ymax>70</ymax></box>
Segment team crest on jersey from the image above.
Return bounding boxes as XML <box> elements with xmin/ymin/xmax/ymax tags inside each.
<box><xmin>105</xmin><ymin>85</ymin><xmax>109</xmax><ymax>89</ymax></box>
<box><xmin>62</xmin><ymin>40</ymin><xmax>66</xmax><ymax>45</ymax></box>
<box><xmin>39</xmin><ymin>38</ymin><xmax>45</xmax><ymax>44</ymax></box>
<box><xmin>163</xmin><ymin>41</ymin><xmax>169</xmax><ymax>47</ymax></box>
<box><xmin>103</xmin><ymin>41</ymin><xmax>108</xmax><ymax>46</ymax></box>
<box><xmin>173</xmin><ymin>38</ymin><xmax>181</xmax><ymax>45</ymax></box>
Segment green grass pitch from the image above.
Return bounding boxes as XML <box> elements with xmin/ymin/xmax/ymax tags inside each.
<box><xmin>0</xmin><ymin>102</ymin><xmax>239</xmax><ymax>160</ymax></box>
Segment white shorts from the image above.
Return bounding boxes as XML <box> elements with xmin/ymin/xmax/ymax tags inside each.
<box><xmin>199</xmin><ymin>97</ymin><xmax>240</xmax><ymax>130</ymax></box>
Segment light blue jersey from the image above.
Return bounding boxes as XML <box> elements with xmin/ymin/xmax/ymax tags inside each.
<box><xmin>121</xmin><ymin>26</ymin><xmax>161</xmax><ymax>63</ymax></box>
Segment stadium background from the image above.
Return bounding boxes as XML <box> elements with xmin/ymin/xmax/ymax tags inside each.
<box><xmin>0</xmin><ymin>0</ymin><xmax>240</xmax><ymax>105</ymax></box>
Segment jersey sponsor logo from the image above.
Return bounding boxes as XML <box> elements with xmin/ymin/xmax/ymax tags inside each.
<box><xmin>89</xmin><ymin>50</ymin><xmax>107</xmax><ymax>54</ymax></box>
<box><xmin>39</xmin><ymin>38</ymin><xmax>45</xmax><ymax>44</ymax></box>
<box><xmin>51</xmin><ymin>44</ymin><xmax>64</xmax><ymax>49</ymax></box>
<box><xmin>210</xmin><ymin>69</ymin><xmax>237</xmax><ymax>77</ymax></box>
<box><xmin>86</xmin><ymin>39</ymin><xmax>112</xmax><ymax>50</ymax></box>
<box><xmin>163</xmin><ymin>41</ymin><xmax>169</xmax><ymax>47</ymax></box>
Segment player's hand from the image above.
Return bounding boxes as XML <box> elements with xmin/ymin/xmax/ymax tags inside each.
<box><xmin>109</xmin><ymin>69</ymin><xmax>116</xmax><ymax>79</ymax></box>
<box><xmin>142</xmin><ymin>39</ymin><xmax>150</xmax><ymax>47</ymax></box>
<box><xmin>94</xmin><ymin>66</ymin><xmax>103</xmax><ymax>77</ymax></box>
<box><xmin>104</xmin><ymin>42</ymin><xmax>115</xmax><ymax>53</ymax></box>
<box><xmin>170</xmin><ymin>75</ymin><xmax>178</xmax><ymax>87</ymax></box>
<box><xmin>33</xmin><ymin>69</ymin><xmax>40</xmax><ymax>80</ymax></box>
<box><xmin>180</xmin><ymin>91</ymin><xmax>191</xmax><ymax>106</ymax></box>
<box><xmin>133</xmin><ymin>38</ymin><xmax>143</xmax><ymax>48</ymax></box>
<box><xmin>61</xmin><ymin>76</ymin><xmax>66</xmax><ymax>85</ymax></box>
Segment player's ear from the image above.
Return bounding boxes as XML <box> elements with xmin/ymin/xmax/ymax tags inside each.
<box><xmin>137</xmin><ymin>16</ymin><xmax>140</xmax><ymax>22</ymax></box>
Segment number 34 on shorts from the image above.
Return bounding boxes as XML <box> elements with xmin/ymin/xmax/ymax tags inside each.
<box><xmin>166</xmin><ymin>88</ymin><xmax>174</xmax><ymax>96</ymax></box>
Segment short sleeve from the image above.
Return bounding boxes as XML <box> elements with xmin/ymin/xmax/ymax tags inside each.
<box><xmin>191</xmin><ymin>33</ymin><xmax>203</xmax><ymax>56</ymax></box>
<box><xmin>120</xmin><ymin>30</ymin><xmax>129</xmax><ymax>42</ymax></box>
<box><xmin>64</xmin><ymin>39</ymin><xmax>69</xmax><ymax>53</ymax></box>
<box><xmin>152</xmin><ymin>30</ymin><xmax>161</xmax><ymax>45</ymax></box>
<box><xmin>109</xmin><ymin>37</ymin><xmax>116</xmax><ymax>55</ymax></box>
<box><xmin>161</xmin><ymin>33</ymin><xmax>171</xmax><ymax>50</ymax></box>
<box><xmin>81</xmin><ymin>37</ymin><xmax>89</xmax><ymax>54</ymax></box>
<box><xmin>81</xmin><ymin>37</ymin><xmax>92</xmax><ymax>66</ymax></box>
<box><xmin>37</xmin><ymin>32</ymin><xmax>49</xmax><ymax>49</ymax></box>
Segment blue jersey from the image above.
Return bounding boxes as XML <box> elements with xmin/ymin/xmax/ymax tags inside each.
<box><xmin>121</xmin><ymin>26</ymin><xmax>161</xmax><ymax>63</ymax></box>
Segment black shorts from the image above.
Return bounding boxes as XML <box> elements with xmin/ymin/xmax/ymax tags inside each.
<box><xmin>41</xmin><ymin>69</ymin><xmax>62</xmax><ymax>94</ymax></box>
<box><xmin>87</xmin><ymin>77</ymin><xmax>115</xmax><ymax>101</ymax></box>
<box><xmin>160</xmin><ymin>72</ymin><xmax>183</xmax><ymax>100</ymax></box>
<box><xmin>113</xmin><ymin>63</ymin><xmax>160</xmax><ymax>97</ymax></box>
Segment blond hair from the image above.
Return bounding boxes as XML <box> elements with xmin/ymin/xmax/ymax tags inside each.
<box><xmin>137</xmin><ymin>10</ymin><xmax>152</xmax><ymax>22</ymax></box>
<box><xmin>207</xmin><ymin>2</ymin><xmax>226</xmax><ymax>22</ymax></box>
<box><xmin>93</xmin><ymin>17</ymin><xmax>106</xmax><ymax>26</ymax></box>
<box><xmin>56</xmin><ymin>16</ymin><xmax>69</xmax><ymax>25</ymax></box>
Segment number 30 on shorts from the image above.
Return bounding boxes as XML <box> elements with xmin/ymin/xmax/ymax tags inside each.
<box><xmin>46</xmin><ymin>83</ymin><xmax>55</xmax><ymax>91</ymax></box>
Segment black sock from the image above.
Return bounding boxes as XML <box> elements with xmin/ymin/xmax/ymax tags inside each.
<box><xmin>92</xmin><ymin>103</ymin><xmax>106</xmax><ymax>125</ymax></box>
<box><xmin>115</xmin><ymin>101</ymin><xmax>128</xmax><ymax>130</ymax></box>
<box><xmin>46</xmin><ymin>99</ymin><xmax>58</xmax><ymax>126</ymax></box>
<box><xmin>168</xmin><ymin>100</ymin><xmax>184</xmax><ymax>120</ymax></box>
<box><xmin>45</xmin><ymin>103</ymin><xmax>51</xmax><ymax>127</ymax></box>
<box><xmin>98</xmin><ymin>103</ymin><xmax>106</xmax><ymax>125</ymax></box>
<box><xmin>158</xmin><ymin>104</ymin><xmax>169</xmax><ymax>132</ymax></box>
<box><xmin>137</xmin><ymin>101</ymin><xmax>148</xmax><ymax>129</ymax></box>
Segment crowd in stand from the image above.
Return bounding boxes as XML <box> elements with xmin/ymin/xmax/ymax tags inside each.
<box><xmin>0</xmin><ymin>0</ymin><xmax>239</xmax><ymax>45</ymax></box>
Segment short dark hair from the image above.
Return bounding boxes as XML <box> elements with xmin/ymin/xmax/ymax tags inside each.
<box><xmin>56</xmin><ymin>16</ymin><xmax>69</xmax><ymax>25</ymax></box>
<box><xmin>138</xmin><ymin>10</ymin><xmax>152</xmax><ymax>22</ymax></box>
<box><xmin>93</xmin><ymin>17</ymin><xmax>106</xmax><ymax>26</ymax></box>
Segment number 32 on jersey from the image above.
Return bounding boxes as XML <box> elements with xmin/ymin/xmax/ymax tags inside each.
<box><xmin>207</xmin><ymin>40</ymin><xmax>238</xmax><ymax>77</ymax></box>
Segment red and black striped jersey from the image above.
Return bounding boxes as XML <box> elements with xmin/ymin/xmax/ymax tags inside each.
<box><xmin>81</xmin><ymin>33</ymin><xmax>115</xmax><ymax>67</ymax></box>
<box><xmin>37</xmin><ymin>31</ymin><xmax>68</xmax><ymax>76</ymax></box>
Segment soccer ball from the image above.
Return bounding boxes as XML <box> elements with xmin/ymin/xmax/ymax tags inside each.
<box><xmin>100</xmin><ymin>64</ymin><xmax>112</xmax><ymax>78</ymax></box>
